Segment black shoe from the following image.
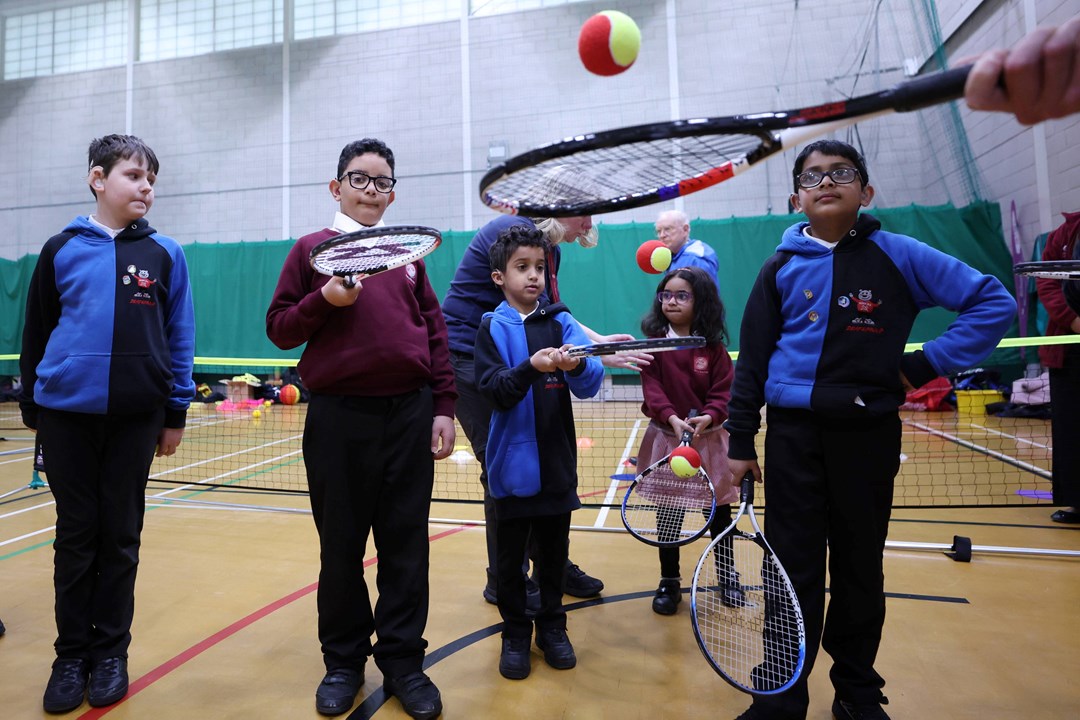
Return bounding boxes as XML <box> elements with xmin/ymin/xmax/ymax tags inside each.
<box><xmin>563</xmin><ymin>561</ymin><xmax>603</xmax><ymax>598</ymax></box>
<box><xmin>482</xmin><ymin>568</ymin><xmax>497</xmax><ymax>604</ymax></box>
<box><xmin>43</xmin><ymin>658</ymin><xmax>89</xmax><ymax>713</ymax></box>
<box><xmin>535</xmin><ymin>627</ymin><xmax>577</xmax><ymax>669</ymax></box>
<box><xmin>734</xmin><ymin>707</ymin><xmax>763</xmax><ymax>720</ymax></box>
<box><xmin>651</xmin><ymin>579</ymin><xmax>681</xmax><ymax>615</ymax></box>
<box><xmin>384</xmin><ymin>671</ymin><xmax>442</xmax><ymax>720</ymax></box>
<box><xmin>833</xmin><ymin>697</ymin><xmax>891</xmax><ymax>720</ymax></box>
<box><xmin>499</xmin><ymin>636</ymin><xmax>532</xmax><ymax>680</ymax></box>
<box><xmin>734</xmin><ymin>704</ymin><xmax>800</xmax><ymax>720</ymax></box>
<box><xmin>88</xmin><ymin>656</ymin><xmax>128</xmax><ymax>708</ymax></box>
<box><xmin>0</xmin><ymin>617</ymin><xmax>5</xmax><ymax>636</ymax></box>
<box><xmin>525</xmin><ymin>576</ymin><xmax>541</xmax><ymax>617</ymax></box>
<box><xmin>484</xmin><ymin>571</ymin><xmax>540</xmax><ymax>617</ymax></box>
<box><xmin>721</xmin><ymin>570</ymin><xmax>748</xmax><ymax>608</ymax></box>
<box><xmin>1051</xmin><ymin>508</ymin><xmax>1080</xmax><ymax>524</ymax></box>
<box><xmin>315</xmin><ymin>668</ymin><xmax>364</xmax><ymax>716</ymax></box>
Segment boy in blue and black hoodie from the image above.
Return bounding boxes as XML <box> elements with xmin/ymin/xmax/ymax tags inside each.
<box><xmin>19</xmin><ymin>134</ymin><xmax>195</xmax><ymax>714</ymax></box>
<box><xmin>473</xmin><ymin>224</ymin><xmax>604</xmax><ymax>682</ymax></box>
<box><xmin>725</xmin><ymin>140</ymin><xmax>1014</xmax><ymax>720</ymax></box>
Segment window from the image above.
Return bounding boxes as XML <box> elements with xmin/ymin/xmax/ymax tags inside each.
<box><xmin>140</xmin><ymin>0</ymin><xmax>284</xmax><ymax>62</ymax></box>
<box><xmin>3</xmin><ymin>1</ymin><xmax>128</xmax><ymax>80</ymax></box>
<box><xmin>293</xmin><ymin>0</ymin><xmax>458</xmax><ymax>40</ymax></box>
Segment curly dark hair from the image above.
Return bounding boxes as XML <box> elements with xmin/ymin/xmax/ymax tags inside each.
<box><xmin>641</xmin><ymin>266</ymin><xmax>728</xmax><ymax>346</ymax></box>
<box><xmin>488</xmin><ymin>223</ymin><xmax>550</xmax><ymax>272</ymax></box>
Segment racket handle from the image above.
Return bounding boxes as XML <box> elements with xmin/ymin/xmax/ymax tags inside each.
<box><xmin>888</xmin><ymin>65</ymin><xmax>970</xmax><ymax>112</ymax></box>
<box><xmin>740</xmin><ymin>472</ymin><xmax>755</xmax><ymax>504</ymax></box>
<box><xmin>680</xmin><ymin>409</ymin><xmax>699</xmax><ymax>445</ymax></box>
<box><xmin>342</xmin><ymin>274</ymin><xmax>356</xmax><ymax>289</ymax></box>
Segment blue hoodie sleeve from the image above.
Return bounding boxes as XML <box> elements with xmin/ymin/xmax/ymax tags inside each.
<box><xmin>162</xmin><ymin>240</ymin><xmax>196</xmax><ymax>427</ymax></box>
<box><xmin>891</xmin><ymin>239</ymin><xmax>1016</xmax><ymax>388</ymax></box>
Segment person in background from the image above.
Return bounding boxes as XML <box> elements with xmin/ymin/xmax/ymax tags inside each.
<box><xmin>1035</xmin><ymin>211</ymin><xmax>1080</xmax><ymax>524</ymax></box>
<box><xmin>654</xmin><ymin>209</ymin><xmax>720</xmax><ymax>289</ymax></box>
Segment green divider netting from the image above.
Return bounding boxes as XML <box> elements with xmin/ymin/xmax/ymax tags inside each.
<box><xmin>0</xmin><ymin>201</ymin><xmax>1021</xmax><ymax>374</ymax></box>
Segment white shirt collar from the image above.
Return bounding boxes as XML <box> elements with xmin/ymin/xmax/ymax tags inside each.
<box><xmin>88</xmin><ymin>215</ymin><xmax>122</xmax><ymax>238</ymax></box>
<box><xmin>331</xmin><ymin>211</ymin><xmax>385</xmax><ymax>234</ymax></box>
<box><xmin>802</xmin><ymin>225</ymin><xmax>838</xmax><ymax>249</ymax></box>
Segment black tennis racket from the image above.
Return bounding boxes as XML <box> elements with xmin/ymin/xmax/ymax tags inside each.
<box><xmin>480</xmin><ymin>66</ymin><xmax>970</xmax><ymax>217</ymax></box>
<box><xmin>1012</xmin><ymin>261</ymin><xmax>1080</xmax><ymax>279</ymax></box>
<box><xmin>622</xmin><ymin>410</ymin><xmax>716</xmax><ymax>547</ymax></box>
<box><xmin>309</xmin><ymin>225</ymin><xmax>442</xmax><ymax>288</ymax></box>
<box><xmin>691</xmin><ymin>473</ymin><xmax>805</xmax><ymax>695</ymax></box>
<box><xmin>566</xmin><ymin>336</ymin><xmax>706</xmax><ymax>357</ymax></box>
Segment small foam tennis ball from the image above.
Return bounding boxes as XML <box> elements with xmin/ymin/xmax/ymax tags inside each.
<box><xmin>578</xmin><ymin>10</ymin><xmax>641</xmax><ymax>76</ymax></box>
<box><xmin>669</xmin><ymin>446</ymin><xmax>701</xmax><ymax>478</ymax></box>
<box><xmin>279</xmin><ymin>383</ymin><xmax>300</xmax><ymax>405</ymax></box>
<box><xmin>252</xmin><ymin>409</ymin><xmax>262</xmax><ymax>419</ymax></box>
<box><xmin>636</xmin><ymin>240</ymin><xmax>672</xmax><ymax>274</ymax></box>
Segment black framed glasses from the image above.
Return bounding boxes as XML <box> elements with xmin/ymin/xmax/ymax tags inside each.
<box><xmin>658</xmin><ymin>290</ymin><xmax>693</xmax><ymax>304</ymax></box>
<box><xmin>339</xmin><ymin>171</ymin><xmax>397</xmax><ymax>194</ymax></box>
<box><xmin>796</xmin><ymin>167</ymin><xmax>860</xmax><ymax>189</ymax></box>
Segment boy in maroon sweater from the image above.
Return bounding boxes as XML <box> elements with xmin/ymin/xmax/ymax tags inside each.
<box><xmin>266</xmin><ymin>138</ymin><xmax>456</xmax><ymax>720</ymax></box>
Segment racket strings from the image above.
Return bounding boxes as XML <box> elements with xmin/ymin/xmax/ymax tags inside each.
<box><xmin>311</xmin><ymin>234</ymin><xmax>437</xmax><ymax>275</ymax></box>
<box><xmin>694</xmin><ymin>533</ymin><xmax>803</xmax><ymax>693</ymax></box>
<box><xmin>486</xmin><ymin>133</ymin><xmax>764</xmax><ymax>210</ymax></box>
<box><xmin>623</xmin><ymin>465</ymin><xmax>714</xmax><ymax>545</ymax></box>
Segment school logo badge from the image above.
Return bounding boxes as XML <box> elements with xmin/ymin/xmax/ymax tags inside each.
<box><xmin>843</xmin><ymin>288</ymin><xmax>883</xmax><ymax>334</ymax></box>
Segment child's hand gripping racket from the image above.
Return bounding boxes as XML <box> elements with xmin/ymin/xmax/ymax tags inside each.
<box><xmin>621</xmin><ymin>409</ymin><xmax>716</xmax><ymax>547</ymax></box>
<box><xmin>691</xmin><ymin>473</ymin><xmax>806</xmax><ymax>695</ymax></box>
<box><xmin>309</xmin><ymin>225</ymin><xmax>442</xmax><ymax>288</ymax></box>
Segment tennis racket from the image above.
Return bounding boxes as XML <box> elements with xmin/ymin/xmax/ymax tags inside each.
<box><xmin>479</xmin><ymin>66</ymin><xmax>970</xmax><ymax>217</ymax></box>
<box><xmin>621</xmin><ymin>410</ymin><xmax>716</xmax><ymax>547</ymax></box>
<box><xmin>566</xmin><ymin>335</ymin><xmax>706</xmax><ymax>357</ymax></box>
<box><xmin>691</xmin><ymin>473</ymin><xmax>805</xmax><ymax>695</ymax></box>
<box><xmin>309</xmin><ymin>225</ymin><xmax>442</xmax><ymax>288</ymax></box>
<box><xmin>1012</xmin><ymin>261</ymin><xmax>1080</xmax><ymax>279</ymax></box>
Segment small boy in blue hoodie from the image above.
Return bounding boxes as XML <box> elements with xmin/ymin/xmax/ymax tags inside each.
<box><xmin>473</xmin><ymin>224</ymin><xmax>604</xmax><ymax>681</ymax></box>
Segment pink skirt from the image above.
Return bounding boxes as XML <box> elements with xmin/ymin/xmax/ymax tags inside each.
<box><xmin>635</xmin><ymin>419</ymin><xmax>737</xmax><ymax>505</ymax></box>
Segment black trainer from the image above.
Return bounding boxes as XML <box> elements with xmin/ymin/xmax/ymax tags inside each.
<box><xmin>315</xmin><ymin>667</ymin><xmax>364</xmax><ymax>716</ymax></box>
<box><xmin>484</xmin><ymin>570</ymin><xmax>540</xmax><ymax>616</ymax></box>
<box><xmin>832</xmin><ymin>697</ymin><xmax>891</xmax><ymax>720</ymax></box>
<box><xmin>498</xmin><ymin>636</ymin><xmax>532</xmax><ymax>680</ymax></box>
<box><xmin>651</xmin><ymin>579</ymin><xmax>681</xmax><ymax>615</ymax></box>
<box><xmin>562</xmin><ymin>561</ymin><xmax>604</xmax><ymax>598</ymax></box>
<box><xmin>721</xmin><ymin>570</ymin><xmax>748</xmax><ymax>608</ymax></box>
<box><xmin>0</xmin><ymin>616</ymin><xmax>5</xmax><ymax>636</ymax></box>
<box><xmin>88</xmin><ymin>656</ymin><xmax>128</xmax><ymax>708</ymax></box>
<box><xmin>43</xmin><ymin>658</ymin><xmax>89</xmax><ymax>714</ymax></box>
<box><xmin>384</xmin><ymin>671</ymin><xmax>442</xmax><ymax>720</ymax></box>
<box><xmin>535</xmin><ymin>627</ymin><xmax>577</xmax><ymax>669</ymax></box>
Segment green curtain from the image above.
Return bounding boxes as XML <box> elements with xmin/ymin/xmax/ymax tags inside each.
<box><xmin>1</xmin><ymin>201</ymin><xmax>1018</xmax><ymax>373</ymax></box>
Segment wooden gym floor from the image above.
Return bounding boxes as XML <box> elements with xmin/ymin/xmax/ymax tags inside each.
<box><xmin>1</xmin><ymin>415</ymin><xmax>1078</xmax><ymax>720</ymax></box>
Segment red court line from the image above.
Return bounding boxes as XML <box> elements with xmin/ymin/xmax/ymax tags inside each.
<box><xmin>77</xmin><ymin>524</ymin><xmax>469</xmax><ymax>718</ymax></box>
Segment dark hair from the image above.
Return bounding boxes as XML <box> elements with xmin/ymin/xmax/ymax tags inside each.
<box><xmin>792</xmin><ymin>139</ymin><xmax>868</xmax><ymax>192</ymax></box>
<box><xmin>87</xmin><ymin>134</ymin><xmax>159</xmax><ymax>197</ymax></box>
<box><xmin>641</xmin><ymin>267</ymin><xmax>728</xmax><ymax>346</ymax></box>
<box><xmin>337</xmin><ymin>138</ymin><xmax>395</xmax><ymax>178</ymax></box>
<box><xmin>488</xmin><ymin>224</ymin><xmax>549</xmax><ymax>272</ymax></box>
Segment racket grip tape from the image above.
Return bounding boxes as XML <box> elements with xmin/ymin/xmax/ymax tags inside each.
<box><xmin>889</xmin><ymin>65</ymin><xmax>970</xmax><ymax>112</ymax></box>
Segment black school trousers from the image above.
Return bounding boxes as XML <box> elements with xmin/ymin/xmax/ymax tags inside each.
<box><xmin>1049</xmin><ymin>350</ymin><xmax>1080</xmax><ymax>507</ymax></box>
<box><xmin>750</xmin><ymin>407</ymin><xmax>899</xmax><ymax>719</ymax></box>
<box><xmin>304</xmin><ymin>388</ymin><xmax>434</xmax><ymax>680</ymax></box>
<box><xmin>38</xmin><ymin>406</ymin><xmax>163</xmax><ymax>662</ymax></box>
